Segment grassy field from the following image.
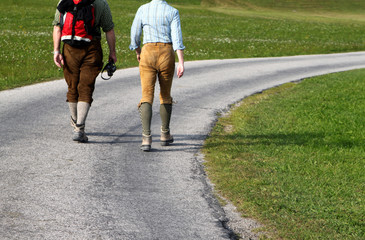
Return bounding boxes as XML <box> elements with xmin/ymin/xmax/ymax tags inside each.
<box><xmin>203</xmin><ymin>0</ymin><xmax>365</xmax><ymax>13</ymax></box>
<box><xmin>203</xmin><ymin>70</ymin><xmax>365</xmax><ymax>239</ymax></box>
<box><xmin>1</xmin><ymin>0</ymin><xmax>365</xmax><ymax>90</ymax></box>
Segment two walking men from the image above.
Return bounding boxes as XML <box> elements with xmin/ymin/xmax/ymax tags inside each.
<box><xmin>52</xmin><ymin>0</ymin><xmax>185</xmax><ymax>151</ymax></box>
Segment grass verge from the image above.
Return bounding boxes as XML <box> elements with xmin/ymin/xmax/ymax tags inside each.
<box><xmin>203</xmin><ymin>69</ymin><xmax>365</xmax><ymax>239</ymax></box>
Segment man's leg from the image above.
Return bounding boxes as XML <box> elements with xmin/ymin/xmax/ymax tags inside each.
<box><xmin>63</xmin><ymin>44</ymin><xmax>85</xmax><ymax>141</ymax></box>
<box><xmin>63</xmin><ymin>44</ymin><xmax>82</xmax><ymax>104</ymax></box>
<box><xmin>138</xmin><ymin>44</ymin><xmax>158</xmax><ymax>151</ymax></box>
<box><xmin>139</xmin><ymin>102</ymin><xmax>152</xmax><ymax>151</ymax></box>
<box><xmin>74</xmin><ymin>41</ymin><xmax>103</xmax><ymax>143</ymax></box>
<box><xmin>68</xmin><ymin>102</ymin><xmax>77</xmax><ymax>120</ymax></box>
<box><xmin>160</xmin><ymin>104</ymin><xmax>174</xmax><ymax>146</ymax></box>
<box><xmin>72</xmin><ymin>102</ymin><xmax>90</xmax><ymax>142</ymax></box>
<box><xmin>157</xmin><ymin>44</ymin><xmax>175</xmax><ymax>146</ymax></box>
<box><xmin>68</xmin><ymin>102</ymin><xmax>77</xmax><ymax>129</ymax></box>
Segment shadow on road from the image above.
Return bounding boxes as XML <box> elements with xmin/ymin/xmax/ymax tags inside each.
<box><xmin>86</xmin><ymin>132</ymin><xmax>207</xmax><ymax>152</ymax></box>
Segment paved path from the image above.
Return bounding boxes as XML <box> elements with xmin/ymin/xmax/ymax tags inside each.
<box><xmin>1</xmin><ymin>52</ymin><xmax>365</xmax><ymax>239</ymax></box>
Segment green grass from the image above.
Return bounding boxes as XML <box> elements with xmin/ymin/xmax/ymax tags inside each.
<box><xmin>203</xmin><ymin>0</ymin><xmax>365</xmax><ymax>14</ymax></box>
<box><xmin>0</xmin><ymin>0</ymin><xmax>63</xmax><ymax>88</ymax></box>
<box><xmin>1</xmin><ymin>0</ymin><xmax>365</xmax><ymax>90</ymax></box>
<box><xmin>203</xmin><ymin>69</ymin><xmax>365</xmax><ymax>239</ymax></box>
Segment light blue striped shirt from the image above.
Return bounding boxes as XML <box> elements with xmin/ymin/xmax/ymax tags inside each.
<box><xmin>129</xmin><ymin>0</ymin><xmax>185</xmax><ymax>51</ymax></box>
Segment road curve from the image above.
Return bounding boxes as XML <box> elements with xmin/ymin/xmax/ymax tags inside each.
<box><xmin>1</xmin><ymin>52</ymin><xmax>365</xmax><ymax>239</ymax></box>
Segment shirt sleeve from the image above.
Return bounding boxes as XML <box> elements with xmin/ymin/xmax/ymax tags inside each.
<box><xmin>52</xmin><ymin>1</ymin><xmax>62</xmax><ymax>26</ymax></box>
<box><xmin>170</xmin><ymin>10</ymin><xmax>185</xmax><ymax>51</ymax></box>
<box><xmin>99</xmin><ymin>1</ymin><xmax>114</xmax><ymax>32</ymax></box>
<box><xmin>129</xmin><ymin>7</ymin><xmax>143</xmax><ymax>50</ymax></box>
<box><xmin>52</xmin><ymin>10</ymin><xmax>61</xmax><ymax>26</ymax></box>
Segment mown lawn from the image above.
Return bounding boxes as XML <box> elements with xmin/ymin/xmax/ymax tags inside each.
<box><xmin>203</xmin><ymin>69</ymin><xmax>365</xmax><ymax>239</ymax></box>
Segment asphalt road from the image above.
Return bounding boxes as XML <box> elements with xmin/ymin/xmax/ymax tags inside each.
<box><xmin>1</xmin><ymin>52</ymin><xmax>365</xmax><ymax>240</ymax></box>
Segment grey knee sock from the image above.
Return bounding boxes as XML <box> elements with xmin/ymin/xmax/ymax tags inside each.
<box><xmin>139</xmin><ymin>103</ymin><xmax>152</xmax><ymax>136</ymax></box>
<box><xmin>77</xmin><ymin>102</ymin><xmax>90</xmax><ymax>125</ymax></box>
<box><xmin>160</xmin><ymin>104</ymin><xmax>172</xmax><ymax>132</ymax></box>
<box><xmin>68</xmin><ymin>102</ymin><xmax>77</xmax><ymax>121</ymax></box>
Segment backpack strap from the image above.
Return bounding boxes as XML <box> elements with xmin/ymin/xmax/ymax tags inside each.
<box><xmin>71</xmin><ymin>5</ymin><xmax>78</xmax><ymax>45</ymax></box>
<box><xmin>57</xmin><ymin>0</ymin><xmax>95</xmax><ymax>13</ymax></box>
<box><xmin>57</xmin><ymin>0</ymin><xmax>74</xmax><ymax>14</ymax></box>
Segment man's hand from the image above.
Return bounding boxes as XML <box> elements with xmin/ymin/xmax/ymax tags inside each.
<box><xmin>135</xmin><ymin>47</ymin><xmax>141</xmax><ymax>63</ymax></box>
<box><xmin>53</xmin><ymin>52</ymin><xmax>64</xmax><ymax>68</ymax></box>
<box><xmin>177</xmin><ymin>62</ymin><xmax>184</xmax><ymax>78</ymax></box>
<box><xmin>109</xmin><ymin>52</ymin><xmax>117</xmax><ymax>64</ymax></box>
<box><xmin>176</xmin><ymin>50</ymin><xmax>184</xmax><ymax>78</ymax></box>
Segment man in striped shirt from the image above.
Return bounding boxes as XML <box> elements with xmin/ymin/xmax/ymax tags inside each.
<box><xmin>129</xmin><ymin>0</ymin><xmax>185</xmax><ymax>152</ymax></box>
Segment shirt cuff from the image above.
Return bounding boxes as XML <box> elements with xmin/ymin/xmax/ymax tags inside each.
<box><xmin>173</xmin><ymin>45</ymin><xmax>185</xmax><ymax>51</ymax></box>
<box><xmin>129</xmin><ymin>44</ymin><xmax>139</xmax><ymax>51</ymax></box>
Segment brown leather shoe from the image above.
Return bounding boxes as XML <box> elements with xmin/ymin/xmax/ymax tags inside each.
<box><xmin>160</xmin><ymin>131</ymin><xmax>174</xmax><ymax>146</ymax></box>
<box><xmin>140</xmin><ymin>134</ymin><xmax>152</xmax><ymax>151</ymax></box>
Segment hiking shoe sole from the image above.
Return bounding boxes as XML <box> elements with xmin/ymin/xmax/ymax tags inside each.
<box><xmin>161</xmin><ymin>137</ymin><xmax>174</xmax><ymax>146</ymax></box>
<box><xmin>73</xmin><ymin>132</ymin><xmax>88</xmax><ymax>143</ymax></box>
<box><xmin>140</xmin><ymin>144</ymin><xmax>151</xmax><ymax>152</ymax></box>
